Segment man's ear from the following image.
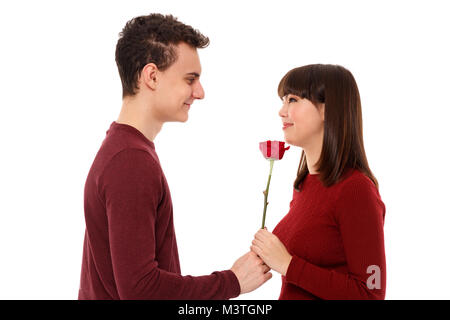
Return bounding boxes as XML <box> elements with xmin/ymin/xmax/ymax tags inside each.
<box><xmin>140</xmin><ymin>63</ymin><xmax>159</xmax><ymax>90</ymax></box>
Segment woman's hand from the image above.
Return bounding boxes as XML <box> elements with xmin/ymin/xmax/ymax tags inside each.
<box><xmin>251</xmin><ymin>228</ymin><xmax>293</xmax><ymax>276</ymax></box>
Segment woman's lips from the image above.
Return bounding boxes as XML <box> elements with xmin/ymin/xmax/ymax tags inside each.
<box><xmin>283</xmin><ymin>123</ymin><xmax>294</xmax><ymax>130</ymax></box>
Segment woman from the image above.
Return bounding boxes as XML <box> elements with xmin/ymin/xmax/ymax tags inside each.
<box><xmin>251</xmin><ymin>64</ymin><xmax>386</xmax><ymax>300</ymax></box>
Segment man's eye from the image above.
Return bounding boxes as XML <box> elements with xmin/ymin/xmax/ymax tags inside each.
<box><xmin>187</xmin><ymin>78</ymin><xmax>195</xmax><ymax>84</ymax></box>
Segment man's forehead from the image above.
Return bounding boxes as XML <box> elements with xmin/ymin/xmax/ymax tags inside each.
<box><xmin>172</xmin><ymin>43</ymin><xmax>202</xmax><ymax>75</ymax></box>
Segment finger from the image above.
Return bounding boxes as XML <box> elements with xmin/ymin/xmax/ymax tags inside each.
<box><xmin>255</xmin><ymin>255</ymin><xmax>268</xmax><ymax>265</ymax></box>
<box><xmin>251</xmin><ymin>238</ymin><xmax>264</xmax><ymax>248</ymax></box>
<box><xmin>263</xmin><ymin>272</ymin><xmax>273</xmax><ymax>282</ymax></box>
<box><xmin>254</xmin><ymin>252</ymin><xmax>269</xmax><ymax>268</ymax></box>
<box><xmin>250</xmin><ymin>245</ymin><xmax>263</xmax><ymax>258</ymax></box>
<box><xmin>247</xmin><ymin>251</ymin><xmax>259</xmax><ymax>260</ymax></box>
<box><xmin>260</xmin><ymin>228</ymin><xmax>272</xmax><ymax>239</ymax></box>
<box><xmin>248</xmin><ymin>250</ymin><xmax>257</xmax><ymax>257</ymax></box>
<box><xmin>262</xmin><ymin>264</ymin><xmax>271</xmax><ymax>273</ymax></box>
<box><xmin>255</xmin><ymin>229</ymin><xmax>268</xmax><ymax>241</ymax></box>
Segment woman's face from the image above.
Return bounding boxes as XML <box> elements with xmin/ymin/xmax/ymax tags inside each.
<box><xmin>278</xmin><ymin>94</ymin><xmax>325</xmax><ymax>149</ymax></box>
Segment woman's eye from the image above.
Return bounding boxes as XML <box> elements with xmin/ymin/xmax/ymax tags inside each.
<box><xmin>288</xmin><ymin>97</ymin><xmax>297</xmax><ymax>103</ymax></box>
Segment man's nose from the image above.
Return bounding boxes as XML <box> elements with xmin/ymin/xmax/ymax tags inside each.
<box><xmin>193</xmin><ymin>81</ymin><xmax>205</xmax><ymax>100</ymax></box>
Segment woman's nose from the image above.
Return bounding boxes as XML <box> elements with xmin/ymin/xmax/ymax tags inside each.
<box><xmin>279</xmin><ymin>103</ymin><xmax>288</xmax><ymax>118</ymax></box>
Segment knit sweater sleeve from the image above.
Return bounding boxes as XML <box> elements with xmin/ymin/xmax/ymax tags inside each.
<box><xmin>100</xmin><ymin>148</ymin><xmax>240</xmax><ymax>300</ymax></box>
<box><xmin>285</xmin><ymin>176</ymin><xmax>386</xmax><ymax>300</ymax></box>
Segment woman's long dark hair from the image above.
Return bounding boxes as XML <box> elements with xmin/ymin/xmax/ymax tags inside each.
<box><xmin>278</xmin><ymin>64</ymin><xmax>379</xmax><ymax>191</ymax></box>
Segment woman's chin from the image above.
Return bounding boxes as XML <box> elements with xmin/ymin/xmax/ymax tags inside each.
<box><xmin>284</xmin><ymin>136</ymin><xmax>300</xmax><ymax>148</ymax></box>
<box><xmin>283</xmin><ymin>135</ymin><xmax>294</xmax><ymax>145</ymax></box>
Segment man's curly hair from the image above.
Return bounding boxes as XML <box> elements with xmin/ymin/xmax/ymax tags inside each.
<box><xmin>115</xmin><ymin>13</ymin><xmax>209</xmax><ymax>98</ymax></box>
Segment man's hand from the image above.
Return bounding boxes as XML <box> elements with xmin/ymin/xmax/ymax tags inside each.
<box><xmin>230</xmin><ymin>251</ymin><xmax>272</xmax><ymax>294</ymax></box>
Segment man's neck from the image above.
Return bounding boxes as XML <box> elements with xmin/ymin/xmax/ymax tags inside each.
<box><xmin>116</xmin><ymin>97</ymin><xmax>163</xmax><ymax>142</ymax></box>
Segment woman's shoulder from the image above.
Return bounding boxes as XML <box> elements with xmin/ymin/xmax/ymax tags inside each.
<box><xmin>334</xmin><ymin>168</ymin><xmax>385</xmax><ymax>215</ymax></box>
<box><xmin>334</xmin><ymin>168</ymin><xmax>383</xmax><ymax>203</ymax></box>
<box><xmin>339</xmin><ymin>168</ymin><xmax>377</xmax><ymax>190</ymax></box>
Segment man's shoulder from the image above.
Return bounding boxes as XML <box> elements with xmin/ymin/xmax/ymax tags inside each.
<box><xmin>94</xmin><ymin>128</ymin><xmax>160</xmax><ymax>171</ymax></box>
<box><xmin>88</xmin><ymin>141</ymin><xmax>161</xmax><ymax>190</ymax></box>
<box><xmin>107</xmin><ymin>148</ymin><xmax>159</xmax><ymax>170</ymax></box>
<box><xmin>99</xmin><ymin>147</ymin><xmax>161</xmax><ymax>182</ymax></box>
<box><xmin>93</xmin><ymin>147</ymin><xmax>164</xmax><ymax>198</ymax></box>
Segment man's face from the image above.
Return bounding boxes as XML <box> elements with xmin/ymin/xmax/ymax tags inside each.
<box><xmin>153</xmin><ymin>42</ymin><xmax>205</xmax><ymax>123</ymax></box>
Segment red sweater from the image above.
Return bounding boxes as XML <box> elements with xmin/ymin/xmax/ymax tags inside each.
<box><xmin>272</xmin><ymin>169</ymin><xmax>386</xmax><ymax>300</ymax></box>
<box><xmin>78</xmin><ymin>122</ymin><xmax>240</xmax><ymax>299</ymax></box>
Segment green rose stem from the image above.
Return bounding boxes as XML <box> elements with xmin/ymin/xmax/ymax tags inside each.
<box><xmin>261</xmin><ymin>159</ymin><xmax>274</xmax><ymax>229</ymax></box>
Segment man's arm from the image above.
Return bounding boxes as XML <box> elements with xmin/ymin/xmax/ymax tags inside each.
<box><xmin>101</xmin><ymin>148</ymin><xmax>269</xmax><ymax>299</ymax></box>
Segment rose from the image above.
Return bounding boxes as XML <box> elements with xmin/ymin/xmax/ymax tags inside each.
<box><xmin>259</xmin><ymin>140</ymin><xmax>290</xmax><ymax>161</ymax></box>
<box><xmin>259</xmin><ymin>140</ymin><xmax>290</xmax><ymax>229</ymax></box>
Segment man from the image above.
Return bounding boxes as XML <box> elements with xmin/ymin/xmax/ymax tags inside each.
<box><xmin>78</xmin><ymin>13</ymin><xmax>271</xmax><ymax>300</ymax></box>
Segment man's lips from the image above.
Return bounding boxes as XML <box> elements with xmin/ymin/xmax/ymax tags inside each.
<box><xmin>283</xmin><ymin>123</ymin><xmax>294</xmax><ymax>129</ymax></box>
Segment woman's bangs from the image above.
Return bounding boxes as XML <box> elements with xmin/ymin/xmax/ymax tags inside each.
<box><xmin>277</xmin><ymin>68</ymin><xmax>311</xmax><ymax>100</ymax></box>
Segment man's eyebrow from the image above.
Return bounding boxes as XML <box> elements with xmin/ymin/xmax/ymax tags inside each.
<box><xmin>186</xmin><ymin>72</ymin><xmax>200</xmax><ymax>77</ymax></box>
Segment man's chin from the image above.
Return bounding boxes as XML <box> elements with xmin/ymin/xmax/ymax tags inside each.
<box><xmin>165</xmin><ymin>113</ymin><xmax>189</xmax><ymax>123</ymax></box>
<box><xmin>177</xmin><ymin>112</ymin><xmax>189</xmax><ymax>123</ymax></box>
<box><xmin>180</xmin><ymin>110</ymin><xmax>189</xmax><ymax>122</ymax></box>
<box><xmin>174</xmin><ymin>115</ymin><xmax>189</xmax><ymax>123</ymax></box>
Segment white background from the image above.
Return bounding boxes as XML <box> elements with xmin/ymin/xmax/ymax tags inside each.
<box><xmin>0</xmin><ymin>0</ymin><xmax>449</xmax><ymax>299</ymax></box>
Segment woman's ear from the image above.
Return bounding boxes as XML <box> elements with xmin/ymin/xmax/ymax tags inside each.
<box><xmin>319</xmin><ymin>103</ymin><xmax>325</xmax><ymax>121</ymax></box>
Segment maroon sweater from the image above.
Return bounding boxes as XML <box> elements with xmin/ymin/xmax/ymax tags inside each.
<box><xmin>78</xmin><ymin>121</ymin><xmax>240</xmax><ymax>299</ymax></box>
<box><xmin>273</xmin><ymin>169</ymin><xmax>386</xmax><ymax>300</ymax></box>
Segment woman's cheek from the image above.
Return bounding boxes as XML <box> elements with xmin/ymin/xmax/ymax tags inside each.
<box><xmin>289</xmin><ymin>108</ymin><xmax>301</xmax><ymax>126</ymax></box>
